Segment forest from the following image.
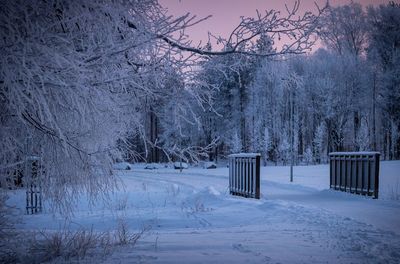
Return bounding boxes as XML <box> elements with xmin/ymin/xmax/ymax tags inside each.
<box><xmin>1</xmin><ymin>1</ymin><xmax>400</xmax><ymax>263</ymax></box>
<box><xmin>136</xmin><ymin>1</ymin><xmax>400</xmax><ymax>166</ymax></box>
<box><xmin>1</xmin><ymin>0</ymin><xmax>399</xmax><ymax>205</ymax></box>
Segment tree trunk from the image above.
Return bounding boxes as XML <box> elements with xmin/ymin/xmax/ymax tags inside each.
<box><xmin>372</xmin><ymin>71</ymin><xmax>377</xmax><ymax>151</ymax></box>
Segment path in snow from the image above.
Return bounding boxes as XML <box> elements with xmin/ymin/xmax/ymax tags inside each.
<box><xmin>104</xmin><ymin>163</ymin><xmax>400</xmax><ymax>263</ymax></box>
<box><xmin>9</xmin><ymin>162</ymin><xmax>400</xmax><ymax>263</ymax></box>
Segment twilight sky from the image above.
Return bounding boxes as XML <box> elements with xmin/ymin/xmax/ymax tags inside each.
<box><xmin>159</xmin><ymin>0</ymin><xmax>398</xmax><ymax>51</ymax></box>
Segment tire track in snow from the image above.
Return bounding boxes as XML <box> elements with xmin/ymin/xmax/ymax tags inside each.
<box><xmin>118</xmin><ymin>169</ymin><xmax>400</xmax><ymax>263</ymax></box>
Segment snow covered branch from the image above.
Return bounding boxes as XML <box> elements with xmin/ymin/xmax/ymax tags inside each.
<box><xmin>125</xmin><ymin>0</ymin><xmax>325</xmax><ymax>57</ymax></box>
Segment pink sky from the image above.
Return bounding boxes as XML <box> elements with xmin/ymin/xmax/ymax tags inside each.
<box><xmin>159</xmin><ymin>0</ymin><xmax>398</xmax><ymax>51</ymax></box>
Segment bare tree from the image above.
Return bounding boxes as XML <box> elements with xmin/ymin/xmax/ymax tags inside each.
<box><xmin>318</xmin><ymin>2</ymin><xmax>368</xmax><ymax>56</ymax></box>
<box><xmin>0</xmin><ymin>0</ymin><xmax>324</xmax><ymax>212</ymax></box>
<box><xmin>142</xmin><ymin>0</ymin><xmax>324</xmax><ymax>58</ymax></box>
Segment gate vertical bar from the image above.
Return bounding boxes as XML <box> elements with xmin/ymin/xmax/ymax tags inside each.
<box><xmin>252</xmin><ymin>157</ymin><xmax>256</xmax><ymax>197</ymax></box>
<box><xmin>245</xmin><ymin>158</ymin><xmax>251</xmax><ymax>197</ymax></box>
<box><xmin>244</xmin><ymin>158</ymin><xmax>247</xmax><ymax>195</ymax></box>
<box><xmin>235</xmin><ymin>157</ymin><xmax>238</xmax><ymax>194</ymax></box>
<box><xmin>229</xmin><ymin>157</ymin><xmax>233</xmax><ymax>194</ymax></box>
<box><xmin>255</xmin><ymin>155</ymin><xmax>260</xmax><ymax>199</ymax></box>
<box><xmin>251</xmin><ymin>157</ymin><xmax>255</xmax><ymax>196</ymax></box>
<box><xmin>374</xmin><ymin>153</ymin><xmax>380</xmax><ymax>199</ymax></box>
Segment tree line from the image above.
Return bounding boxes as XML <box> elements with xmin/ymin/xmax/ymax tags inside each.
<box><xmin>138</xmin><ymin>2</ymin><xmax>400</xmax><ymax>165</ymax></box>
<box><xmin>1</xmin><ymin>0</ymin><xmax>323</xmax><ymax>209</ymax></box>
<box><xmin>1</xmin><ymin>1</ymin><xmax>399</xmax><ymax>211</ymax></box>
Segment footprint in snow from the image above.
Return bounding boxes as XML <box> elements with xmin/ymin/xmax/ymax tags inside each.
<box><xmin>232</xmin><ymin>243</ymin><xmax>252</xmax><ymax>253</ymax></box>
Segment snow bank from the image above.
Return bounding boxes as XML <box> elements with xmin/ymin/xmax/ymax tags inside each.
<box><xmin>144</xmin><ymin>163</ymin><xmax>164</xmax><ymax>170</ymax></box>
<box><xmin>6</xmin><ymin>161</ymin><xmax>400</xmax><ymax>263</ymax></box>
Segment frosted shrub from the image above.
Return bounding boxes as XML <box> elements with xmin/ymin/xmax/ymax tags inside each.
<box><xmin>28</xmin><ymin>227</ymin><xmax>111</xmax><ymax>263</ymax></box>
<box><xmin>116</xmin><ymin>218</ymin><xmax>150</xmax><ymax>246</ymax></box>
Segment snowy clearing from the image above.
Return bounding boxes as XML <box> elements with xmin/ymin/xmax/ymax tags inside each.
<box><xmin>7</xmin><ymin>161</ymin><xmax>400</xmax><ymax>263</ymax></box>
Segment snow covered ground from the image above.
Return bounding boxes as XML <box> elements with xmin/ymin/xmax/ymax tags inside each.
<box><xmin>7</xmin><ymin>161</ymin><xmax>400</xmax><ymax>263</ymax></box>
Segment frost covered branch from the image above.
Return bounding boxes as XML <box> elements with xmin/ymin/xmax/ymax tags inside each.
<box><xmin>0</xmin><ymin>0</ymin><xmax>326</xmax><ymax>212</ymax></box>
<box><xmin>126</xmin><ymin>0</ymin><xmax>325</xmax><ymax>57</ymax></box>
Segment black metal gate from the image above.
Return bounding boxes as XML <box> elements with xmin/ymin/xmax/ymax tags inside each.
<box><xmin>329</xmin><ymin>152</ymin><xmax>380</xmax><ymax>199</ymax></box>
<box><xmin>25</xmin><ymin>156</ymin><xmax>42</xmax><ymax>214</ymax></box>
<box><xmin>229</xmin><ymin>153</ymin><xmax>261</xmax><ymax>199</ymax></box>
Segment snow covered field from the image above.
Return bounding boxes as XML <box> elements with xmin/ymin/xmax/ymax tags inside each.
<box><xmin>7</xmin><ymin>161</ymin><xmax>400</xmax><ymax>263</ymax></box>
